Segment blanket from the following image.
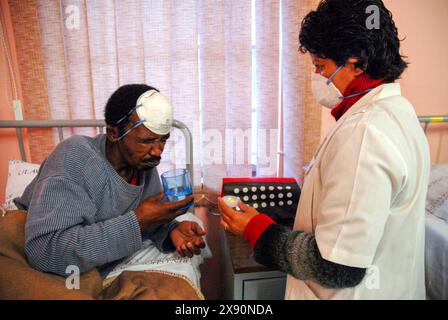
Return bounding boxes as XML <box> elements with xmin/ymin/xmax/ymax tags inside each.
<box><xmin>0</xmin><ymin>211</ymin><xmax>203</xmax><ymax>300</ymax></box>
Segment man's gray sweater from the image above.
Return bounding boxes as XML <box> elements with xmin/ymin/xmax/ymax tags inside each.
<box><xmin>16</xmin><ymin>134</ymin><xmax>177</xmax><ymax>276</ymax></box>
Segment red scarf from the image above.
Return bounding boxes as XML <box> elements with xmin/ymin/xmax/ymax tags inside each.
<box><xmin>331</xmin><ymin>74</ymin><xmax>385</xmax><ymax>121</ymax></box>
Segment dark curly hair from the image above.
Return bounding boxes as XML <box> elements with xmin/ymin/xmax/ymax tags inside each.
<box><xmin>299</xmin><ymin>0</ymin><xmax>408</xmax><ymax>82</ymax></box>
<box><xmin>104</xmin><ymin>84</ymin><xmax>159</xmax><ymax>128</ymax></box>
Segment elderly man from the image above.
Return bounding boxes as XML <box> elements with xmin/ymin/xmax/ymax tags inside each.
<box><xmin>16</xmin><ymin>84</ymin><xmax>205</xmax><ymax>277</ymax></box>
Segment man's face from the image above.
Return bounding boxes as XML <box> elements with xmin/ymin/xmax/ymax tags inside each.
<box><xmin>118</xmin><ymin>113</ymin><xmax>170</xmax><ymax>171</ymax></box>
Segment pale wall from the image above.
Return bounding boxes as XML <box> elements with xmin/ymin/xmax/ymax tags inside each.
<box><xmin>321</xmin><ymin>0</ymin><xmax>448</xmax><ymax>165</ymax></box>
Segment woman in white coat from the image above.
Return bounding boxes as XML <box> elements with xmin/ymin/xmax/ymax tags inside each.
<box><xmin>219</xmin><ymin>0</ymin><xmax>430</xmax><ymax>299</ymax></box>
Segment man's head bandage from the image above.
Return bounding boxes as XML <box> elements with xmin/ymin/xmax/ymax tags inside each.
<box><xmin>116</xmin><ymin>90</ymin><xmax>173</xmax><ymax>140</ymax></box>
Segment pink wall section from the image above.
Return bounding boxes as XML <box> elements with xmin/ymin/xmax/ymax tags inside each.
<box><xmin>321</xmin><ymin>0</ymin><xmax>448</xmax><ymax>165</ymax></box>
<box><xmin>0</xmin><ymin>0</ymin><xmax>27</xmax><ymax>204</ymax></box>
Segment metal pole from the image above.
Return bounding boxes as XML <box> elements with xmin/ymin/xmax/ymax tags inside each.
<box><xmin>172</xmin><ymin>119</ymin><xmax>194</xmax><ymax>186</ymax></box>
<box><xmin>16</xmin><ymin>128</ymin><xmax>26</xmax><ymax>161</ymax></box>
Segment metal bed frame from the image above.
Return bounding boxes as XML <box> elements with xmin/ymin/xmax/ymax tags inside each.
<box><xmin>418</xmin><ymin>115</ymin><xmax>448</xmax><ymax>134</ymax></box>
<box><xmin>0</xmin><ymin>119</ymin><xmax>194</xmax><ymax>184</ymax></box>
<box><xmin>0</xmin><ymin>115</ymin><xmax>446</xmax><ymax>185</ymax></box>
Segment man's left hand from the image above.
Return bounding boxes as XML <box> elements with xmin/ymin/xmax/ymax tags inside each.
<box><xmin>170</xmin><ymin>221</ymin><xmax>206</xmax><ymax>258</ymax></box>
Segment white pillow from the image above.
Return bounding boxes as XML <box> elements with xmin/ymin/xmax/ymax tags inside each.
<box><xmin>3</xmin><ymin>160</ymin><xmax>40</xmax><ymax>210</ymax></box>
<box><xmin>426</xmin><ymin>165</ymin><xmax>448</xmax><ymax>222</ymax></box>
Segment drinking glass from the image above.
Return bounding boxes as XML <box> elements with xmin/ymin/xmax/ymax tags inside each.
<box><xmin>161</xmin><ymin>168</ymin><xmax>193</xmax><ymax>210</ymax></box>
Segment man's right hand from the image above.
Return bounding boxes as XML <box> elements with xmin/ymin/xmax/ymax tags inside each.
<box><xmin>134</xmin><ymin>191</ymin><xmax>194</xmax><ymax>231</ymax></box>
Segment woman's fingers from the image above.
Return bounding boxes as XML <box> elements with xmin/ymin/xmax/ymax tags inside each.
<box><xmin>238</xmin><ymin>199</ymin><xmax>257</xmax><ymax>213</ymax></box>
<box><xmin>217</xmin><ymin>197</ymin><xmax>227</xmax><ymax>213</ymax></box>
<box><xmin>220</xmin><ymin>219</ymin><xmax>230</xmax><ymax>231</ymax></box>
<box><xmin>218</xmin><ymin>197</ymin><xmax>239</xmax><ymax>218</ymax></box>
<box><xmin>220</xmin><ymin>212</ymin><xmax>232</xmax><ymax>224</ymax></box>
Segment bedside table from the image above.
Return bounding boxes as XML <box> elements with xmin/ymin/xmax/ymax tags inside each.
<box><xmin>220</xmin><ymin>228</ymin><xmax>287</xmax><ymax>300</ymax></box>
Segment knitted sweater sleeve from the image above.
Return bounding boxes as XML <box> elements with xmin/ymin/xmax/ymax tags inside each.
<box><xmin>24</xmin><ymin>176</ymin><xmax>143</xmax><ymax>276</ymax></box>
<box><xmin>245</xmin><ymin>215</ymin><xmax>366</xmax><ymax>288</ymax></box>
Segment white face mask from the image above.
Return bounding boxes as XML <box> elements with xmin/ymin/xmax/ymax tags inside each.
<box><xmin>311</xmin><ymin>64</ymin><xmax>344</xmax><ymax>109</ymax></box>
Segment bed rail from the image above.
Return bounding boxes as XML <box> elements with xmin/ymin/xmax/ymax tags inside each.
<box><xmin>418</xmin><ymin>115</ymin><xmax>448</xmax><ymax>134</ymax></box>
<box><xmin>0</xmin><ymin>119</ymin><xmax>194</xmax><ymax>184</ymax></box>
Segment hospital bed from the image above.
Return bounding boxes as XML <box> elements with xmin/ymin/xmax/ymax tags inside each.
<box><xmin>419</xmin><ymin>115</ymin><xmax>448</xmax><ymax>300</ymax></box>
<box><xmin>0</xmin><ymin>119</ymin><xmax>211</xmax><ymax>299</ymax></box>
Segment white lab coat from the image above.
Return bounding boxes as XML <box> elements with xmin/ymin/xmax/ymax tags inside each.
<box><xmin>285</xmin><ymin>83</ymin><xmax>430</xmax><ymax>299</ymax></box>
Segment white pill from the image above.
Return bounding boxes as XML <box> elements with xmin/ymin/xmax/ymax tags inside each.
<box><xmin>234</xmin><ymin>188</ymin><xmax>240</xmax><ymax>194</ymax></box>
<box><xmin>243</xmin><ymin>187</ymin><xmax>249</xmax><ymax>193</ymax></box>
<box><xmin>260</xmin><ymin>194</ymin><xmax>267</xmax><ymax>200</ymax></box>
<box><xmin>261</xmin><ymin>202</ymin><xmax>267</xmax><ymax>208</ymax></box>
<box><xmin>287</xmin><ymin>192</ymin><xmax>293</xmax><ymax>198</ymax></box>
<box><xmin>252</xmin><ymin>195</ymin><xmax>258</xmax><ymax>200</ymax></box>
<box><xmin>287</xmin><ymin>200</ymin><xmax>293</xmax><ymax>205</ymax></box>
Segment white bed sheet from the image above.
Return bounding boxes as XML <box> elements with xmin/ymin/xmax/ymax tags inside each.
<box><xmin>425</xmin><ymin>213</ymin><xmax>448</xmax><ymax>300</ymax></box>
<box><xmin>104</xmin><ymin>212</ymin><xmax>212</xmax><ymax>289</ymax></box>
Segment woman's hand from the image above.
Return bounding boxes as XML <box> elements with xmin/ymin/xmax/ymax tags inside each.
<box><xmin>218</xmin><ymin>198</ymin><xmax>259</xmax><ymax>236</ymax></box>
